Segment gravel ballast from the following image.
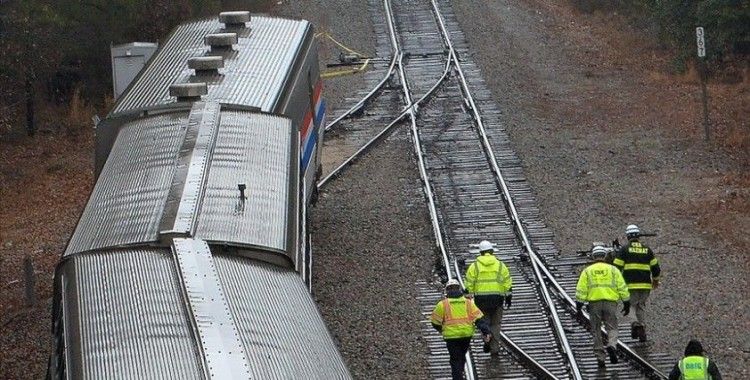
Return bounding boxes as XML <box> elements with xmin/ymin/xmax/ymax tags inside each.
<box><xmin>309</xmin><ymin>130</ymin><xmax>433</xmax><ymax>378</ymax></box>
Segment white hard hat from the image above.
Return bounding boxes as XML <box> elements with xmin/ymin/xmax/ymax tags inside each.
<box><xmin>591</xmin><ymin>245</ymin><xmax>608</xmax><ymax>258</ymax></box>
<box><xmin>478</xmin><ymin>240</ymin><xmax>494</xmax><ymax>253</ymax></box>
<box><xmin>625</xmin><ymin>224</ymin><xmax>640</xmax><ymax>237</ymax></box>
<box><xmin>445</xmin><ymin>279</ymin><xmax>461</xmax><ymax>288</ymax></box>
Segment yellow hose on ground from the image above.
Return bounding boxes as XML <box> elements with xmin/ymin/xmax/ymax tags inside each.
<box><xmin>316</xmin><ymin>31</ymin><xmax>371</xmax><ymax>79</ymax></box>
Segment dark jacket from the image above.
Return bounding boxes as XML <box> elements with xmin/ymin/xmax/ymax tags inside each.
<box><xmin>614</xmin><ymin>239</ymin><xmax>661</xmax><ymax>289</ymax></box>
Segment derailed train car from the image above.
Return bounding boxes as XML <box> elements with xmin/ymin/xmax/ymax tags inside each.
<box><xmin>47</xmin><ymin>11</ymin><xmax>350</xmax><ymax>379</ymax></box>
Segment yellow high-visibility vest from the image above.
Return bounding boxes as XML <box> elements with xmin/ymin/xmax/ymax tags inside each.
<box><xmin>679</xmin><ymin>356</ymin><xmax>711</xmax><ymax>380</ymax></box>
<box><xmin>430</xmin><ymin>296</ymin><xmax>483</xmax><ymax>339</ymax></box>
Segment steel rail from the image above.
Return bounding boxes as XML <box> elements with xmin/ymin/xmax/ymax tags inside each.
<box><xmin>316</xmin><ymin>59</ymin><xmax>450</xmax><ymax>190</ymax></box>
<box><xmin>382</xmin><ymin>0</ymin><xmax>481</xmax><ymax>378</ymax></box>
<box><xmin>428</xmin><ymin>1</ymin><xmax>668</xmax><ymax>378</ymax></box>
<box><xmin>427</xmin><ymin>2</ymin><xmax>583</xmax><ymax>379</ymax></box>
<box><xmin>381</xmin><ymin>1</ymin><xmax>565</xmax><ymax>378</ymax></box>
<box><xmin>324</xmin><ymin>53</ymin><xmax>399</xmax><ymax>132</ymax></box>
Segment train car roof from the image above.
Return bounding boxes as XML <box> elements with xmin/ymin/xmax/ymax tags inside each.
<box><xmin>66</xmin><ymin>103</ymin><xmax>293</xmax><ymax>258</ymax></box>
<box><xmin>111</xmin><ymin>15</ymin><xmax>311</xmax><ymax>115</ymax></box>
<box><xmin>53</xmin><ymin>246</ymin><xmax>350</xmax><ymax>378</ymax></box>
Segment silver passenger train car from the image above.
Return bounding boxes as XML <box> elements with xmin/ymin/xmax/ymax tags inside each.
<box><xmin>47</xmin><ymin>11</ymin><xmax>350</xmax><ymax>379</ymax></box>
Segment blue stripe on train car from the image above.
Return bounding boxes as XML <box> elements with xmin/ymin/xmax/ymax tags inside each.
<box><xmin>301</xmin><ymin>99</ymin><xmax>326</xmax><ymax>171</ymax></box>
<box><xmin>314</xmin><ymin>98</ymin><xmax>326</xmax><ymax>130</ymax></box>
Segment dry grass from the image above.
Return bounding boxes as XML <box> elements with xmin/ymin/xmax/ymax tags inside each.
<box><xmin>0</xmin><ymin>95</ymin><xmax>97</xmax><ymax>378</ymax></box>
<box><xmin>563</xmin><ymin>0</ymin><xmax>750</xmax><ymax>164</ymax></box>
<box><xmin>724</xmin><ymin>125</ymin><xmax>750</xmax><ymax>151</ymax></box>
<box><xmin>697</xmin><ymin>172</ymin><xmax>750</xmax><ymax>253</ymax></box>
<box><xmin>65</xmin><ymin>87</ymin><xmax>97</xmax><ymax>137</ymax></box>
<box><xmin>556</xmin><ymin>0</ymin><xmax>750</xmax><ymax>259</ymax></box>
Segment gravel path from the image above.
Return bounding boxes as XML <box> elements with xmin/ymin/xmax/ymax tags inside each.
<box><xmin>310</xmin><ymin>130</ymin><xmax>433</xmax><ymax>378</ymax></box>
<box><xmin>277</xmin><ymin>0</ymin><xmax>377</xmax><ymax>109</ymax></box>
<box><xmin>450</xmin><ymin>0</ymin><xmax>749</xmax><ymax>377</ymax></box>
<box><xmin>279</xmin><ymin>1</ymin><xmax>433</xmax><ymax>378</ymax></box>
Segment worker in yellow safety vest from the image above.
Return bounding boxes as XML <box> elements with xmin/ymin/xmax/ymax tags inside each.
<box><xmin>431</xmin><ymin>279</ymin><xmax>492</xmax><ymax>380</ymax></box>
<box><xmin>668</xmin><ymin>340</ymin><xmax>722</xmax><ymax>380</ymax></box>
<box><xmin>465</xmin><ymin>240</ymin><xmax>512</xmax><ymax>356</ymax></box>
<box><xmin>576</xmin><ymin>245</ymin><xmax>631</xmax><ymax>367</ymax></box>
<box><xmin>613</xmin><ymin>224</ymin><xmax>661</xmax><ymax>342</ymax></box>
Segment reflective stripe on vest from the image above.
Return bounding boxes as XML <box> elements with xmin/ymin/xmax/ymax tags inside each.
<box><xmin>679</xmin><ymin>356</ymin><xmax>710</xmax><ymax>380</ymax></box>
<box><xmin>626</xmin><ymin>282</ymin><xmax>654</xmax><ymax>290</ymax></box>
<box><xmin>623</xmin><ymin>263</ymin><xmax>652</xmax><ymax>271</ymax></box>
<box><xmin>441</xmin><ymin>298</ymin><xmax>480</xmax><ymax>339</ymax></box>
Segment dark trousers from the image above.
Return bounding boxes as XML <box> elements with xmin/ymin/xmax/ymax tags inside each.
<box><xmin>475</xmin><ymin>295</ymin><xmax>504</xmax><ymax>354</ymax></box>
<box><xmin>446</xmin><ymin>338</ymin><xmax>471</xmax><ymax>380</ymax></box>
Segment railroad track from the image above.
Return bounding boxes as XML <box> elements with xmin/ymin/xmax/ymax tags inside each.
<box><xmin>317</xmin><ymin>0</ymin><xmax>450</xmax><ymax>188</ymax></box>
<box><xmin>318</xmin><ymin>48</ymin><xmax>400</xmax><ymax>183</ymax></box>
<box><xmin>320</xmin><ymin>0</ymin><xmax>675</xmax><ymax>378</ymax></box>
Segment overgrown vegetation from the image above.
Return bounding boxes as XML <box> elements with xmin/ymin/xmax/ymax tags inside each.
<box><xmin>572</xmin><ymin>0</ymin><xmax>750</xmax><ymax>73</ymax></box>
<box><xmin>0</xmin><ymin>0</ymin><xmax>270</xmax><ymax>136</ymax></box>
<box><xmin>572</xmin><ymin>0</ymin><xmax>749</xmax><ymax>165</ymax></box>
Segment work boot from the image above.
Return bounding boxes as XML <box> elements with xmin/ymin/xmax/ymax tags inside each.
<box><xmin>637</xmin><ymin>326</ymin><xmax>647</xmax><ymax>342</ymax></box>
<box><xmin>630</xmin><ymin>323</ymin><xmax>638</xmax><ymax>339</ymax></box>
<box><xmin>606</xmin><ymin>346</ymin><xmax>619</xmax><ymax>364</ymax></box>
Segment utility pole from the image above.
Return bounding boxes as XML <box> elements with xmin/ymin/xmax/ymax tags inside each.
<box><xmin>696</xmin><ymin>27</ymin><xmax>710</xmax><ymax>141</ymax></box>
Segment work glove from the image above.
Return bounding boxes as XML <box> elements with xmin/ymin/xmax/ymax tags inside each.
<box><xmin>612</xmin><ymin>238</ymin><xmax>620</xmax><ymax>249</ymax></box>
<box><xmin>504</xmin><ymin>294</ymin><xmax>512</xmax><ymax>309</ymax></box>
<box><xmin>575</xmin><ymin>301</ymin><xmax>584</xmax><ymax>318</ymax></box>
<box><xmin>457</xmin><ymin>257</ymin><xmax>467</xmax><ymax>272</ymax></box>
<box><xmin>622</xmin><ymin>301</ymin><xmax>631</xmax><ymax>316</ymax></box>
<box><xmin>652</xmin><ymin>279</ymin><xmax>660</xmax><ymax>289</ymax></box>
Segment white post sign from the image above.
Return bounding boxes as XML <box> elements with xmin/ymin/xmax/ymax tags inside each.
<box><xmin>696</xmin><ymin>27</ymin><xmax>706</xmax><ymax>58</ymax></box>
<box><xmin>695</xmin><ymin>26</ymin><xmax>710</xmax><ymax>140</ymax></box>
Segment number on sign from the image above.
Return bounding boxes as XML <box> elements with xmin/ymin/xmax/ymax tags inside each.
<box><xmin>696</xmin><ymin>27</ymin><xmax>706</xmax><ymax>58</ymax></box>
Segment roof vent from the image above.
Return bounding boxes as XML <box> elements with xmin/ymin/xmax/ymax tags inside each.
<box><xmin>204</xmin><ymin>33</ymin><xmax>237</xmax><ymax>51</ymax></box>
<box><xmin>219</xmin><ymin>11</ymin><xmax>251</xmax><ymax>28</ymax></box>
<box><xmin>169</xmin><ymin>82</ymin><xmax>208</xmax><ymax>101</ymax></box>
<box><xmin>188</xmin><ymin>56</ymin><xmax>224</xmax><ymax>75</ymax></box>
